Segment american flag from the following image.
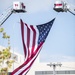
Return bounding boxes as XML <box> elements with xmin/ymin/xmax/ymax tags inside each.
<box><xmin>11</xmin><ymin>18</ymin><xmax>55</xmax><ymax>75</ymax></box>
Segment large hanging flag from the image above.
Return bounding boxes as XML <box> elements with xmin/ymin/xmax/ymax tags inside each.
<box><xmin>11</xmin><ymin>18</ymin><xmax>55</xmax><ymax>75</ymax></box>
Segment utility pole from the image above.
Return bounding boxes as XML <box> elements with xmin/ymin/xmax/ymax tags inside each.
<box><xmin>47</xmin><ymin>63</ymin><xmax>62</xmax><ymax>75</ymax></box>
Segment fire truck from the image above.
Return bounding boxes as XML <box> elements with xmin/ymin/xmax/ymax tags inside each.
<box><xmin>0</xmin><ymin>1</ymin><xmax>26</xmax><ymax>26</ymax></box>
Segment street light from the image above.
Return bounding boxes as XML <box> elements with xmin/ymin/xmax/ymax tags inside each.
<box><xmin>47</xmin><ymin>62</ymin><xmax>62</xmax><ymax>75</ymax></box>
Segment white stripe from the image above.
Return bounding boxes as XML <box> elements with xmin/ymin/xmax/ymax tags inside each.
<box><xmin>29</xmin><ymin>26</ymin><xmax>34</xmax><ymax>57</ymax></box>
<box><xmin>33</xmin><ymin>26</ymin><xmax>39</xmax><ymax>51</ymax></box>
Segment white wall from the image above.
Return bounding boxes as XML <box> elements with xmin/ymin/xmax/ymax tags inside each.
<box><xmin>27</xmin><ymin>55</ymin><xmax>75</xmax><ymax>75</ymax></box>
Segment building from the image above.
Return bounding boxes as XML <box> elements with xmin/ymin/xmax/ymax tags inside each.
<box><xmin>27</xmin><ymin>55</ymin><xmax>75</xmax><ymax>75</ymax></box>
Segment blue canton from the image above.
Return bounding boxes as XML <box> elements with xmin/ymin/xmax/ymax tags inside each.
<box><xmin>37</xmin><ymin>18</ymin><xmax>55</xmax><ymax>44</ymax></box>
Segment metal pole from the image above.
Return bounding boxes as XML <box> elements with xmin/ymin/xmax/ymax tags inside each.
<box><xmin>53</xmin><ymin>64</ymin><xmax>56</xmax><ymax>75</ymax></box>
<box><xmin>47</xmin><ymin>63</ymin><xmax>62</xmax><ymax>75</ymax></box>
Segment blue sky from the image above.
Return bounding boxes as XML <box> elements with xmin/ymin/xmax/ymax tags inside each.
<box><xmin>0</xmin><ymin>0</ymin><xmax>75</xmax><ymax>62</ymax></box>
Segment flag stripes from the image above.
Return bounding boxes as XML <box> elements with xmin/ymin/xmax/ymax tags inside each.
<box><xmin>11</xmin><ymin>42</ymin><xmax>43</xmax><ymax>75</ymax></box>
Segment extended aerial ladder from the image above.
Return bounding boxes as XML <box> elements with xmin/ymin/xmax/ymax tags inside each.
<box><xmin>0</xmin><ymin>1</ymin><xmax>26</xmax><ymax>26</ymax></box>
<box><xmin>53</xmin><ymin>0</ymin><xmax>75</xmax><ymax>15</ymax></box>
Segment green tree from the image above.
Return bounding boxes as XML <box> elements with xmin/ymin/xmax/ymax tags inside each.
<box><xmin>0</xmin><ymin>27</ymin><xmax>14</xmax><ymax>74</ymax></box>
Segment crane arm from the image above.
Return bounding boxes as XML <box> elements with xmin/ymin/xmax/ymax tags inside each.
<box><xmin>63</xmin><ymin>1</ymin><xmax>75</xmax><ymax>15</ymax></box>
<box><xmin>67</xmin><ymin>4</ymin><xmax>75</xmax><ymax>15</ymax></box>
<box><xmin>53</xmin><ymin>0</ymin><xmax>75</xmax><ymax>16</ymax></box>
<box><xmin>68</xmin><ymin>9</ymin><xmax>75</xmax><ymax>15</ymax></box>
<box><xmin>0</xmin><ymin>8</ymin><xmax>13</xmax><ymax>26</ymax></box>
<box><xmin>0</xmin><ymin>1</ymin><xmax>26</xmax><ymax>26</ymax></box>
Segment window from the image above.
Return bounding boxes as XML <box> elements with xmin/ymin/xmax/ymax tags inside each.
<box><xmin>35</xmin><ymin>70</ymin><xmax>75</xmax><ymax>75</ymax></box>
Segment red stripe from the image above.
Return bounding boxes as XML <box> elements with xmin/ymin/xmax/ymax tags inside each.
<box><xmin>25</xmin><ymin>23</ymin><xmax>30</xmax><ymax>57</ymax></box>
<box><xmin>20</xmin><ymin>19</ymin><xmax>27</xmax><ymax>58</ymax></box>
<box><xmin>55</xmin><ymin>4</ymin><xmax>62</xmax><ymax>6</ymax></box>
<box><xmin>25</xmin><ymin>23</ymin><xmax>30</xmax><ymax>49</ymax></box>
<box><xmin>30</xmin><ymin>25</ymin><xmax>36</xmax><ymax>55</ymax></box>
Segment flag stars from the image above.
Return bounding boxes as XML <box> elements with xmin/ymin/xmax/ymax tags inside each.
<box><xmin>37</xmin><ymin>19</ymin><xmax>55</xmax><ymax>44</ymax></box>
